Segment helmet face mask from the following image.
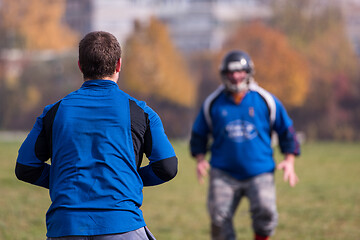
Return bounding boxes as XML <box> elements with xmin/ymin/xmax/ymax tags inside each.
<box><xmin>223</xmin><ymin>75</ymin><xmax>250</xmax><ymax>93</ymax></box>
<box><xmin>220</xmin><ymin>50</ymin><xmax>254</xmax><ymax>93</ymax></box>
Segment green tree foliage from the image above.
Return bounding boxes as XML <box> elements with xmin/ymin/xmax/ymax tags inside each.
<box><xmin>221</xmin><ymin>21</ymin><xmax>310</xmax><ymax>108</ymax></box>
<box><xmin>122</xmin><ymin>17</ymin><xmax>196</xmax><ymax>108</ymax></box>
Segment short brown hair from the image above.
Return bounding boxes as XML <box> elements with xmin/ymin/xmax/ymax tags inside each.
<box><xmin>78</xmin><ymin>31</ymin><xmax>122</xmax><ymax>80</ymax></box>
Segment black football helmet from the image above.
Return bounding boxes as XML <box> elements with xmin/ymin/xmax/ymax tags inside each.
<box><xmin>219</xmin><ymin>50</ymin><xmax>255</xmax><ymax>92</ymax></box>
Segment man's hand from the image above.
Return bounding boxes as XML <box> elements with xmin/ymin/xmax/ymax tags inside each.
<box><xmin>196</xmin><ymin>154</ymin><xmax>210</xmax><ymax>184</ymax></box>
<box><xmin>277</xmin><ymin>154</ymin><xmax>299</xmax><ymax>187</ymax></box>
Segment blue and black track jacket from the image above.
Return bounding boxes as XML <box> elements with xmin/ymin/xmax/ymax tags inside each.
<box><xmin>190</xmin><ymin>84</ymin><xmax>300</xmax><ymax>180</ymax></box>
<box><xmin>15</xmin><ymin>80</ymin><xmax>178</xmax><ymax>237</ymax></box>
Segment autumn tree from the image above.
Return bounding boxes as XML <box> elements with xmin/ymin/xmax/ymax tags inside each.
<box><xmin>270</xmin><ymin>0</ymin><xmax>360</xmax><ymax>140</ymax></box>
<box><xmin>0</xmin><ymin>0</ymin><xmax>78</xmax><ymax>50</ymax></box>
<box><xmin>122</xmin><ymin>17</ymin><xmax>196</xmax><ymax>108</ymax></box>
<box><xmin>221</xmin><ymin>21</ymin><xmax>310</xmax><ymax>108</ymax></box>
<box><xmin>0</xmin><ymin>0</ymin><xmax>79</xmax><ymax>130</ymax></box>
<box><xmin>121</xmin><ymin>17</ymin><xmax>197</xmax><ymax>137</ymax></box>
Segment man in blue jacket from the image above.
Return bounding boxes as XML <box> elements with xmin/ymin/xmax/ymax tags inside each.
<box><xmin>190</xmin><ymin>50</ymin><xmax>300</xmax><ymax>240</ymax></box>
<box><xmin>15</xmin><ymin>31</ymin><xmax>178</xmax><ymax>240</ymax></box>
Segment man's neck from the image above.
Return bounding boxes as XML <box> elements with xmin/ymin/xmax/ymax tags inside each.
<box><xmin>84</xmin><ymin>72</ymin><xmax>119</xmax><ymax>83</ymax></box>
<box><xmin>231</xmin><ymin>91</ymin><xmax>246</xmax><ymax>105</ymax></box>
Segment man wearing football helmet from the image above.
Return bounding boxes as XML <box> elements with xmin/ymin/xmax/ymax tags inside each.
<box><xmin>220</xmin><ymin>50</ymin><xmax>255</xmax><ymax>94</ymax></box>
<box><xmin>190</xmin><ymin>50</ymin><xmax>300</xmax><ymax>240</ymax></box>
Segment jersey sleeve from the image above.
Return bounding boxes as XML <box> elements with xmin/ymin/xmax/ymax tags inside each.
<box><xmin>138</xmin><ymin>106</ymin><xmax>178</xmax><ymax>186</ymax></box>
<box><xmin>15</xmin><ymin>103</ymin><xmax>57</xmax><ymax>189</ymax></box>
<box><xmin>272</xmin><ymin>97</ymin><xmax>301</xmax><ymax>156</ymax></box>
<box><xmin>189</xmin><ymin>105</ymin><xmax>211</xmax><ymax>157</ymax></box>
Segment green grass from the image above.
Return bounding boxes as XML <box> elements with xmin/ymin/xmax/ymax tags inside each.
<box><xmin>1</xmin><ymin>140</ymin><xmax>359</xmax><ymax>239</ymax></box>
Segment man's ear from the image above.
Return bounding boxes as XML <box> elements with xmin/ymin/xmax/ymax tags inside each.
<box><xmin>116</xmin><ymin>58</ymin><xmax>122</xmax><ymax>72</ymax></box>
<box><xmin>78</xmin><ymin>61</ymin><xmax>82</xmax><ymax>72</ymax></box>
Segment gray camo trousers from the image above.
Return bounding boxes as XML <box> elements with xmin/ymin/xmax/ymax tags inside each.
<box><xmin>208</xmin><ymin>168</ymin><xmax>278</xmax><ymax>240</ymax></box>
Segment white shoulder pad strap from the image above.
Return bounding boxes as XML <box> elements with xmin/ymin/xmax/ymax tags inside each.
<box><xmin>249</xmin><ymin>83</ymin><xmax>276</xmax><ymax>127</ymax></box>
<box><xmin>203</xmin><ymin>85</ymin><xmax>225</xmax><ymax>131</ymax></box>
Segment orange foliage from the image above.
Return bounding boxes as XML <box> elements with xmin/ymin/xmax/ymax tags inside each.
<box><xmin>222</xmin><ymin>21</ymin><xmax>309</xmax><ymax>107</ymax></box>
<box><xmin>122</xmin><ymin>17</ymin><xmax>196</xmax><ymax>108</ymax></box>
<box><xmin>0</xmin><ymin>0</ymin><xmax>78</xmax><ymax>50</ymax></box>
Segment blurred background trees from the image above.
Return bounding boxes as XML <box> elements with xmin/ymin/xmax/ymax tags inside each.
<box><xmin>269</xmin><ymin>0</ymin><xmax>360</xmax><ymax>140</ymax></box>
<box><xmin>1</xmin><ymin>0</ymin><xmax>360</xmax><ymax>140</ymax></box>
<box><xmin>190</xmin><ymin>0</ymin><xmax>360</xmax><ymax>141</ymax></box>
<box><xmin>121</xmin><ymin>17</ymin><xmax>197</xmax><ymax>137</ymax></box>
<box><xmin>0</xmin><ymin>0</ymin><xmax>78</xmax><ymax>50</ymax></box>
<box><xmin>220</xmin><ymin>21</ymin><xmax>310</xmax><ymax>108</ymax></box>
<box><xmin>0</xmin><ymin>0</ymin><xmax>79</xmax><ymax>130</ymax></box>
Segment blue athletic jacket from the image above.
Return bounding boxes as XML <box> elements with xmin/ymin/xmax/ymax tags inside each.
<box><xmin>190</xmin><ymin>84</ymin><xmax>300</xmax><ymax>180</ymax></box>
<box><xmin>15</xmin><ymin>80</ymin><xmax>178</xmax><ymax>237</ymax></box>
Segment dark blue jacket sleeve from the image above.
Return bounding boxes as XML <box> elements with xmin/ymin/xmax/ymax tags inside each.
<box><xmin>190</xmin><ymin>106</ymin><xmax>210</xmax><ymax>157</ymax></box>
<box><xmin>278</xmin><ymin>126</ymin><xmax>300</xmax><ymax>156</ymax></box>
<box><xmin>272</xmin><ymin>97</ymin><xmax>300</xmax><ymax>156</ymax></box>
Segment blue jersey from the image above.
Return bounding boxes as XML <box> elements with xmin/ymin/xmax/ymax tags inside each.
<box><xmin>16</xmin><ymin>80</ymin><xmax>178</xmax><ymax>237</ymax></box>
<box><xmin>190</xmin><ymin>84</ymin><xmax>300</xmax><ymax>180</ymax></box>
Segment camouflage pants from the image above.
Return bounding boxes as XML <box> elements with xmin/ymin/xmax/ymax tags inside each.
<box><xmin>208</xmin><ymin>168</ymin><xmax>278</xmax><ymax>240</ymax></box>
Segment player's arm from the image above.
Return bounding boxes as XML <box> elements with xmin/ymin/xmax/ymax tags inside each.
<box><xmin>138</xmin><ymin>156</ymin><xmax>178</xmax><ymax>186</ymax></box>
<box><xmin>138</xmin><ymin>110</ymin><xmax>178</xmax><ymax>187</ymax></box>
<box><xmin>278</xmin><ymin>125</ymin><xmax>300</xmax><ymax>156</ymax></box>
<box><xmin>15</xmin><ymin>102</ymin><xmax>60</xmax><ymax>189</ymax></box>
<box><xmin>272</xmin><ymin>98</ymin><xmax>300</xmax><ymax>187</ymax></box>
<box><xmin>276</xmin><ymin>125</ymin><xmax>300</xmax><ymax>187</ymax></box>
<box><xmin>15</xmin><ymin>114</ymin><xmax>51</xmax><ymax>189</ymax></box>
<box><xmin>272</xmin><ymin>97</ymin><xmax>300</xmax><ymax>156</ymax></box>
<box><xmin>276</xmin><ymin>127</ymin><xmax>299</xmax><ymax>187</ymax></box>
<box><xmin>193</xmin><ymin>154</ymin><xmax>209</xmax><ymax>184</ymax></box>
<box><xmin>277</xmin><ymin>153</ymin><xmax>298</xmax><ymax>187</ymax></box>
<box><xmin>190</xmin><ymin>105</ymin><xmax>210</xmax><ymax>157</ymax></box>
<box><xmin>190</xmin><ymin>107</ymin><xmax>211</xmax><ymax>184</ymax></box>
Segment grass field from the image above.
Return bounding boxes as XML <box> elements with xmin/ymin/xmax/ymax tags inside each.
<box><xmin>0</xmin><ymin>140</ymin><xmax>359</xmax><ymax>240</ymax></box>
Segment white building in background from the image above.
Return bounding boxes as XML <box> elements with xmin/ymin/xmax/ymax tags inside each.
<box><xmin>341</xmin><ymin>0</ymin><xmax>360</xmax><ymax>56</ymax></box>
<box><xmin>64</xmin><ymin>0</ymin><xmax>271</xmax><ymax>53</ymax></box>
<box><xmin>64</xmin><ymin>0</ymin><xmax>360</xmax><ymax>55</ymax></box>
